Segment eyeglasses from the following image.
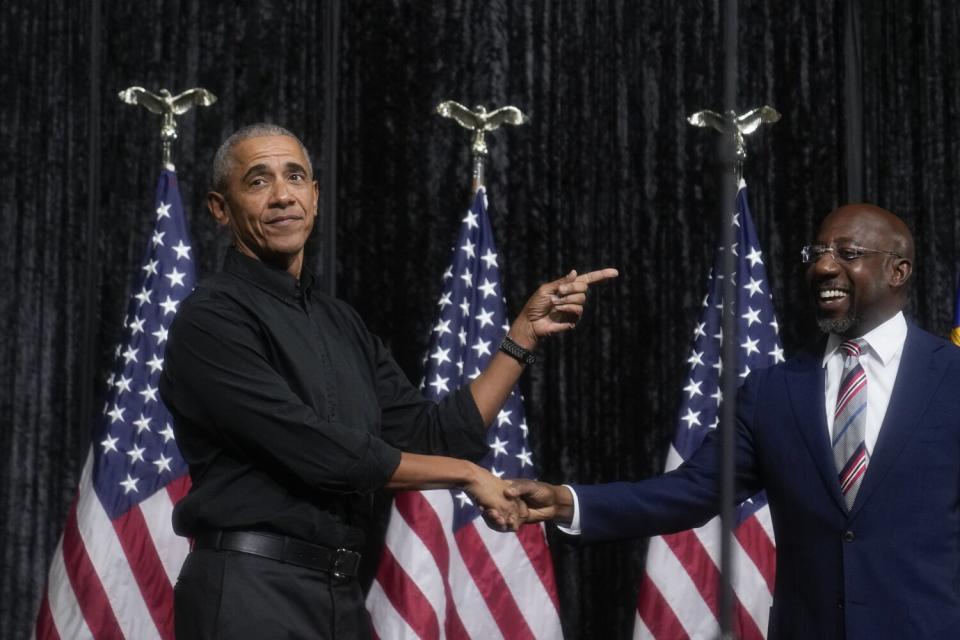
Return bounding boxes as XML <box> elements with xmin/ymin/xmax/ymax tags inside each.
<box><xmin>800</xmin><ymin>244</ymin><xmax>903</xmax><ymax>264</ymax></box>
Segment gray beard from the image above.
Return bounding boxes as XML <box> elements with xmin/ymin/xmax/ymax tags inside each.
<box><xmin>817</xmin><ymin>313</ymin><xmax>861</xmax><ymax>335</ymax></box>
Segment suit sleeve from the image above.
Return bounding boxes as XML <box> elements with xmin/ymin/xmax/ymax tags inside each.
<box><xmin>572</xmin><ymin>370</ymin><xmax>767</xmax><ymax>542</ymax></box>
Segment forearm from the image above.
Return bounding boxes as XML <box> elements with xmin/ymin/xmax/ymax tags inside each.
<box><xmin>469</xmin><ymin>320</ymin><xmax>537</xmax><ymax>425</ymax></box>
<box><xmin>384</xmin><ymin>451</ymin><xmax>482</xmax><ymax>491</ymax></box>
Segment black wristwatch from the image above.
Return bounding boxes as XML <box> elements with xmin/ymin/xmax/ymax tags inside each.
<box><xmin>498</xmin><ymin>335</ymin><xmax>537</xmax><ymax>365</ymax></box>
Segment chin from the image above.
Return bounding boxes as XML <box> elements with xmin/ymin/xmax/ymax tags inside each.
<box><xmin>816</xmin><ymin>314</ymin><xmax>861</xmax><ymax>335</ymax></box>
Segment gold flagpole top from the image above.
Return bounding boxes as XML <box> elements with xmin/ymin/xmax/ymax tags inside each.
<box><xmin>118</xmin><ymin>86</ymin><xmax>217</xmax><ymax>171</ymax></box>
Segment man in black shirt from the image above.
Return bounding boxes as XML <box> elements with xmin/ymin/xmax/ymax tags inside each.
<box><xmin>160</xmin><ymin>123</ymin><xmax>617</xmax><ymax>639</ymax></box>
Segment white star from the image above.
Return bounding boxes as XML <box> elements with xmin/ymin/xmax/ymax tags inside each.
<box><xmin>742</xmin><ymin>307</ymin><xmax>761</xmax><ymax>326</ymax></box>
<box><xmin>165</xmin><ymin>268</ymin><xmax>187</xmax><ymax>288</ymax></box>
<box><xmin>455</xmin><ymin>491</ymin><xmax>474</xmax><ymax>507</ymax></box>
<box><xmin>119</xmin><ymin>474</ymin><xmax>139</xmax><ymax>494</ymax></box>
<box><xmin>147</xmin><ymin>355</ymin><xmax>164</xmax><ymax>373</ymax></box>
<box><xmin>491</xmin><ymin>467</ymin><xmax>505</xmax><ymax>478</ymax></box>
<box><xmin>153</xmin><ymin>454</ymin><xmax>173</xmax><ymax>473</ymax></box>
<box><xmin>430</xmin><ymin>347</ymin><xmax>451</xmax><ymax>366</ymax></box>
<box><xmin>152</xmin><ymin>230</ymin><xmax>165</xmax><ymax>247</ymax></box>
<box><xmin>743</xmin><ymin>277</ymin><xmax>764</xmax><ymax>297</ymax></box>
<box><xmin>142</xmin><ymin>259</ymin><xmax>159</xmax><ymax>276</ymax></box>
<box><xmin>681</xmin><ymin>408</ymin><xmax>702</xmax><ymax>429</ymax></box>
<box><xmin>471</xmin><ymin>338</ymin><xmax>491</xmax><ymax>357</ymax></box>
<box><xmin>712</xmin><ymin>359</ymin><xmax>723</xmax><ymax>374</ymax></box>
<box><xmin>709</xmin><ymin>416</ymin><xmax>720</xmax><ymax>429</ymax></box>
<box><xmin>126</xmin><ymin>444</ymin><xmax>146</xmax><ymax>463</ymax></box>
<box><xmin>475</xmin><ymin>308</ymin><xmax>495</xmax><ymax>328</ymax></box>
<box><xmin>460</xmin><ymin>269</ymin><xmax>473</xmax><ymax>288</ymax></box>
<box><xmin>497</xmin><ymin>409</ymin><xmax>513</xmax><ymax>427</ymax></box>
<box><xmin>159</xmin><ymin>423</ymin><xmax>176</xmax><ymax>443</ymax></box>
<box><xmin>683</xmin><ymin>379</ymin><xmax>703</xmax><ymax>399</ymax></box>
<box><xmin>519</xmin><ymin>420</ymin><xmax>529</xmax><ymax>436</ymax></box>
<box><xmin>107</xmin><ymin>404</ymin><xmax>125</xmax><ymax>424</ymax></box>
<box><xmin>100</xmin><ymin>434</ymin><xmax>119</xmax><ymax>453</ymax></box>
<box><xmin>135</xmin><ymin>286</ymin><xmax>153</xmax><ymax>306</ymax></box>
<box><xmin>172</xmin><ymin>240</ymin><xmax>191</xmax><ymax>260</ymax></box>
<box><xmin>156</xmin><ymin>202</ymin><xmax>171</xmax><ymax>219</ymax></box>
<box><xmin>456</xmin><ymin>359</ymin><xmax>464</xmax><ymax>374</ymax></box>
<box><xmin>687</xmin><ymin>350</ymin><xmax>704</xmax><ymax>367</ymax></box>
<box><xmin>428</xmin><ymin>374</ymin><xmax>450</xmax><ymax>394</ymax></box>
<box><xmin>732</xmin><ymin>212</ymin><xmax>741</xmax><ymax>227</ymax></box>
<box><xmin>490</xmin><ymin>436</ymin><xmax>509</xmax><ymax>457</ymax></box>
<box><xmin>438</xmin><ymin>292</ymin><xmax>452</xmax><ymax>308</ymax></box>
<box><xmin>481</xmin><ymin>249</ymin><xmax>498</xmax><ymax>269</ymax></box>
<box><xmin>711</xmin><ymin>388</ymin><xmax>723</xmax><ymax>406</ymax></box>
<box><xmin>133</xmin><ymin>414</ymin><xmax>152</xmax><ymax>434</ymax></box>
<box><xmin>468</xmin><ymin>367</ymin><xmax>482</xmax><ymax>380</ymax></box>
<box><xmin>461</xmin><ymin>238</ymin><xmax>476</xmax><ymax>258</ymax></box>
<box><xmin>462</xmin><ymin>210</ymin><xmax>479</xmax><ymax>229</ymax></box>
<box><xmin>746</xmin><ymin>246</ymin><xmax>763</xmax><ymax>267</ymax></box>
<box><xmin>515</xmin><ymin>447</ymin><xmax>533</xmax><ymax>468</ymax></box>
<box><xmin>460</xmin><ymin>297</ymin><xmax>471</xmax><ymax>317</ymax></box>
<box><xmin>478</xmin><ymin>279</ymin><xmax>497</xmax><ymax>299</ymax></box>
<box><xmin>159</xmin><ymin>296</ymin><xmax>179</xmax><ymax>316</ymax></box>
<box><xmin>139</xmin><ymin>384</ymin><xmax>159</xmax><ymax>403</ymax></box>
<box><xmin>433</xmin><ymin>319</ymin><xmax>452</xmax><ymax>336</ymax></box>
<box><xmin>740</xmin><ymin>364</ymin><xmax>752</xmax><ymax>379</ymax></box>
<box><xmin>152</xmin><ymin>325</ymin><xmax>168</xmax><ymax>344</ymax></box>
<box><xmin>442</xmin><ymin>266</ymin><xmax>453</xmax><ymax>280</ymax></box>
<box><xmin>122</xmin><ymin>347</ymin><xmax>139</xmax><ymax>364</ymax></box>
<box><xmin>114</xmin><ymin>374</ymin><xmax>133</xmax><ymax>393</ymax></box>
<box><xmin>770</xmin><ymin>318</ymin><xmax>780</xmax><ymax>334</ymax></box>
<box><xmin>458</xmin><ymin>327</ymin><xmax>468</xmax><ymax>346</ymax></box>
<box><xmin>693</xmin><ymin>322</ymin><xmax>707</xmax><ymax>338</ymax></box>
<box><xmin>741</xmin><ymin>336</ymin><xmax>760</xmax><ymax>356</ymax></box>
<box><xmin>128</xmin><ymin>316</ymin><xmax>146</xmax><ymax>335</ymax></box>
<box><xmin>769</xmin><ymin>344</ymin><xmax>785</xmax><ymax>363</ymax></box>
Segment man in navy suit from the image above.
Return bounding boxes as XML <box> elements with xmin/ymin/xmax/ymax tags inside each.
<box><xmin>509</xmin><ymin>204</ymin><xmax>960</xmax><ymax>639</ymax></box>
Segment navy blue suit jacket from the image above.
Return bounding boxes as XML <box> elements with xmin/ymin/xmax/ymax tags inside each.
<box><xmin>573</xmin><ymin>324</ymin><xmax>960</xmax><ymax>639</ymax></box>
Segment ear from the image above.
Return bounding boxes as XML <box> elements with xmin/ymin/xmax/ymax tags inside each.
<box><xmin>889</xmin><ymin>257</ymin><xmax>912</xmax><ymax>289</ymax></box>
<box><xmin>311</xmin><ymin>180</ymin><xmax>319</xmax><ymax>216</ymax></box>
<box><xmin>207</xmin><ymin>191</ymin><xmax>230</xmax><ymax>226</ymax></box>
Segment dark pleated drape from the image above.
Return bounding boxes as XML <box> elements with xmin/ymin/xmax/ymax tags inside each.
<box><xmin>3</xmin><ymin>1</ymin><xmax>960</xmax><ymax>638</ymax></box>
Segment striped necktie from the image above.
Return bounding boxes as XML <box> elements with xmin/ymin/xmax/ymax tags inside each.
<box><xmin>833</xmin><ymin>338</ymin><xmax>869</xmax><ymax>509</ymax></box>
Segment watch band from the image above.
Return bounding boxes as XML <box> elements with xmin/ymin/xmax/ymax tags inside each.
<box><xmin>498</xmin><ymin>335</ymin><xmax>537</xmax><ymax>365</ymax></box>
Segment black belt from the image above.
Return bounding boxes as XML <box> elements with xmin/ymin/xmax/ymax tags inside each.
<box><xmin>194</xmin><ymin>531</ymin><xmax>361</xmax><ymax>579</ymax></box>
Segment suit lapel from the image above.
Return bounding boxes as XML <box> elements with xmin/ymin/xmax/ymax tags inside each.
<box><xmin>849</xmin><ymin>325</ymin><xmax>948</xmax><ymax>519</ymax></box>
<box><xmin>785</xmin><ymin>349</ymin><xmax>848</xmax><ymax>514</ymax></box>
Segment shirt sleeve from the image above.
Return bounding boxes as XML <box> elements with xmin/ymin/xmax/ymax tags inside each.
<box><xmin>161</xmin><ymin>297</ymin><xmax>402</xmax><ymax>495</ymax></box>
<box><xmin>338</xmin><ymin>303</ymin><xmax>488</xmax><ymax>462</ymax></box>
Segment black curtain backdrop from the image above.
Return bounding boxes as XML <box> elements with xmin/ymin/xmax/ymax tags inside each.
<box><xmin>3</xmin><ymin>1</ymin><xmax>959</xmax><ymax>638</ymax></box>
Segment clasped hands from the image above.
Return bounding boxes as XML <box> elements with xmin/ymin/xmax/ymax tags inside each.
<box><xmin>466</xmin><ymin>472</ymin><xmax>571</xmax><ymax>532</ymax></box>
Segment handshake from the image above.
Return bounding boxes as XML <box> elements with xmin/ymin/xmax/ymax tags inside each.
<box><xmin>464</xmin><ymin>468</ymin><xmax>575</xmax><ymax>531</ymax></box>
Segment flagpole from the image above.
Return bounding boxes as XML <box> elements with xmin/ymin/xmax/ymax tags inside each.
<box><xmin>718</xmin><ymin>0</ymin><xmax>739</xmax><ymax>636</ymax></box>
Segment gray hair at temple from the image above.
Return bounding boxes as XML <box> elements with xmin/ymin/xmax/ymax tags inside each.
<box><xmin>211</xmin><ymin>123</ymin><xmax>313</xmax><ymax>192</ymax></box>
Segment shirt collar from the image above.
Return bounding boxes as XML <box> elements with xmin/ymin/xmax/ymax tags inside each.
<box><xmin>821</xmin><ymin>311</ymin><xmax>907</xmax><ymax>368</ymax></box>
<box><xmin>223</xmin><ymin>248</ymin><xmax>315</xmax><ymax>303</ymax></box>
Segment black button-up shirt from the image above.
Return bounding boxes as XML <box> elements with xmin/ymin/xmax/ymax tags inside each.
<box><xmin>160</xmin><ymin>249</ymin><xmax>487</xmax><ymax>548</ymax></box>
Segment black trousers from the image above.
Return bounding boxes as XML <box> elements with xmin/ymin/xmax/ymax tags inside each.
<box><xmin>174</xmin><ymin>549</ymin><xmax>371</xmax><ymax>639</ymax></box>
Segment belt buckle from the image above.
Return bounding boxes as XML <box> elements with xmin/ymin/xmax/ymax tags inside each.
<box><xmin>331</xmin><ymin>548</ymin><xmax>360</xmax><ymax>579</ymax></box>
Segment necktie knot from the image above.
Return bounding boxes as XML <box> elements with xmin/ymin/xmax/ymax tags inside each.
<box><xmin>840</xmin><ymin>338</ymin><xmax>867</xmax><ymax>361</ymax></box>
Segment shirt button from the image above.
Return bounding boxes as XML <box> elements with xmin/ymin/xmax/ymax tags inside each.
<box><xmin>843</xmin><ymin>531</ymin><xmax>855</xmax><ymax>543</ymax></box>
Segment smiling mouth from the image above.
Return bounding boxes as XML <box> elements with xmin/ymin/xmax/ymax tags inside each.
<box><xmin>265</xmin><ymin>215</ymin><xmax>303</xmax><ymax>225</ymax></box>
<box><xmin>816</xmin><ymin>288</ymin><xmax>850</xmax><ymax>307</ymax></box>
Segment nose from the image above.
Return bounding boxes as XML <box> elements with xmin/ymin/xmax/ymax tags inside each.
<box><xmin>809</xmin><ymin>250</ymin><xmax>841</xmax><ymax>277</ymax></box>
<box><xmin>269</xmin><ymin>180</ymin><xmax>296</xmax><ymax>207</ymax></box>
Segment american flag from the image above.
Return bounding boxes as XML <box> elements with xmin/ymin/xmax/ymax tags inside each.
<box><xmin>35</xmin><ymin>170</ymin><xmax>195</xmax><ymax>640</ymax></box>
<box><xmin>634</xmin><ymin>182</ymin><xmax>780</xmax><ymax>640</ymax></box>
<box><xmin>366</xmin><ymin>188</ymin><xmax>563</xmax><ymax>639</ymax></box>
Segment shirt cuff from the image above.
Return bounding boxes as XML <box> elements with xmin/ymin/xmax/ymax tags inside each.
<box><xmin>555</xmin><ymin>484</ymin><xmax>582</xmax><ymax>535</ymax></box>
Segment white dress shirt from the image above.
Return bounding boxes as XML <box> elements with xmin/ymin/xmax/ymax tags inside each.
<box><xmin>561</xmin><ymin>312</ymin><xmax>909</xmax><ymax>536</ymax></box>
<box><xmin>821</xmin><ymin>311</ymin><xmax>907</xmax><ymax>457</ymax></box>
